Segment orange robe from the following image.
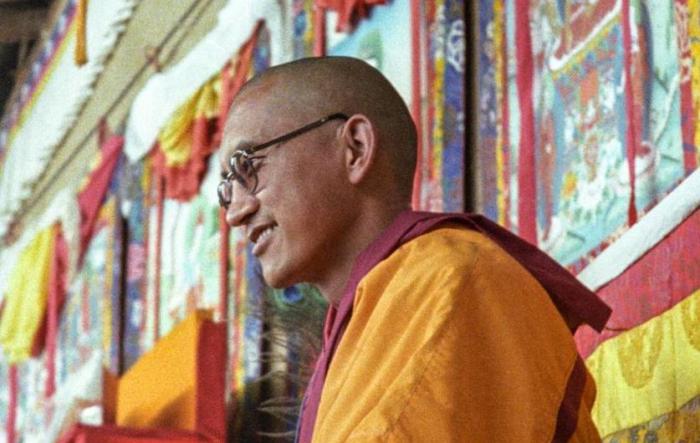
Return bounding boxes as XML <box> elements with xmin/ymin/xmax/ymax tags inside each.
<box><xmin>312</xmin><ymin>227</ymin><xmax>601</xmax><ymax>442</ymax></box>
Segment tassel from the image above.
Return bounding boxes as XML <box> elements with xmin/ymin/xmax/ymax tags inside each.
<box><xmin>75</xmin><ymin>0</ymin><xmax>88</xmax><ymax>66</ymax></box>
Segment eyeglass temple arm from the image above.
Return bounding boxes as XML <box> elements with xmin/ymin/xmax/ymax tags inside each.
<box><xmin>247</xmin><ymin>113</ymin><xmax>349</xmax><ymax>154</ymax></box>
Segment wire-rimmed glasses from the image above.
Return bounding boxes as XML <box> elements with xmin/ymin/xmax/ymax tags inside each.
<box><xmin>218</xmin><ymin>112</ymin><xmax>349</xmax><ymax>208</ymax></box>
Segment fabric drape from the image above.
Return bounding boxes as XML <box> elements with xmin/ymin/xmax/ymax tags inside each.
<box><xmin>315</xmin><ymin>0</ymin><xmax>387</xmax><ymax>31</ymax></box>
<box><xmin>0</xmin><ymin>226</ymin><xmax>55</xmax><ymax>362</ymax></box>
<box><xmin>78</xmin><ymin>134</ymin><xmax>124</xmax><ymax>265</ymax></box>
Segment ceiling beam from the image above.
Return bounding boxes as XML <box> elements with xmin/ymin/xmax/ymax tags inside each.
<box><xmin>0</xmin><ymin>6</ymin><xmax>47</xmax><ymax>43</ymax></box>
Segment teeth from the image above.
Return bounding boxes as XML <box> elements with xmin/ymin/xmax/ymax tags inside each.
<box><xmin>255</xmin><ymin>226</ymin><xmax>275</xmax><ymax>244</ymax></box>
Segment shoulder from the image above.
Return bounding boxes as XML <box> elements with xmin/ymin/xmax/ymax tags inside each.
<box><xmin>354</xmin><ymin>224</ymin><xmax>564</xmax><ymax>333</ymax></box>
<box><xmin>360</xmin><ymin>224</ymin><xmax>533</xmax><ymax>294</ymax></box>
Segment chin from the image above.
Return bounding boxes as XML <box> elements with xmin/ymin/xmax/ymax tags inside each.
<box><xmin>260</xmin><ymin>263</ymin><xmax>300</xmax><ymax>289</ymax></box>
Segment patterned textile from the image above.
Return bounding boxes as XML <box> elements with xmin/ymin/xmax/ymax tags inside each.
<box><xmin>155</xmin><ymin>195</ymin><xmax>222</xmax><ymax>340</ymax></box>
<box><xmin>16</xmin><ymin>357</ymin><xmax>53</xmax><ymax>441</ymax></box>
<box><xmin>293</xmin><ymin>0</ymin><xmax>317</xmax><ymax>58</ymax></box>
<box><xmin>571</xmin><ymin>208</ymin><xmax>700</xmax><ymax>439</ymax></box>
<box><xmin>17</xmin><ymin>197</ymin><xmax>118</xmax><ymax>440</ymax></box>
<box><xmin>477</xmin><ymin>0</ymin><xmax>697</xmax><ymax>267</ymax></box>
<box><xmin>228</xmin><ymin>233</ymin><xmax>265</xmax><ymax>442</ymax></box>
<box><xmin>118</xmin><ymin>155</ymin><xmax>152</xmax><ymax>372</ymax></box>
<box><xmin>586</xmin><ymin>287</ymin><xmax>700</xmax><ymax>437</ymax></box>
<box><xmin>690</xmin><ymin>0</ymin><xmax>700</xmax><ymax>165</ymax></box>
<box><xmin>260</xmin><ymin>285</ymin><xmax>326</xmax><ymax>436</ymax></box>
<box><xmin>477</xmin><ymin>0</ymin><xmax>503</xmax><ymax>225</ymax></box>
<box><xmin>58</xmin><ymin>197</ymin><xmax>115</xmax><ymax>382</ymax></box>
<box><xmin>603</xmin><ymin>395</ymin><xmax>700</xmax><ymax>442</ymax></box>
<box><xmin>413</xmin><ymin>0</ymin><xmax>466</xmax><ymax>212</ymax></box>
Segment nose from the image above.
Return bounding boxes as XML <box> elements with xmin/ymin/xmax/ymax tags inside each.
<box><xmin>225</xmin><ymin>184</ymin><xmax>260</xmax><ymax>227</ymax></box>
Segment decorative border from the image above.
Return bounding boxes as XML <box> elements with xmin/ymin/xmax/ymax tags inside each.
<box><xmin>578</xmin><ymin>169</ymin><xmax>700</xmax><ymax>290</ymax></box>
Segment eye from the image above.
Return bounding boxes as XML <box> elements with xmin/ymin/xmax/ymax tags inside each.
<box><xmin>243</xmin><ymin>155</ymin><xmax>266</xmax><ymax>174</ymax></box>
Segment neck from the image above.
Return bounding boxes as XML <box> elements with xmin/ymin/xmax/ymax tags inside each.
<box><xmin>314</xmin><ymin>201</ymin><xmax>410</xmax><ymax>306</ymax></box>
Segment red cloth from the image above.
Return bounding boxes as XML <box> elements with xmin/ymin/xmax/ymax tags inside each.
<box><xmin>195</xmin><ymin>321</ymin><xmax>227</xmax><ymax>440</ymax></box>
<box><xmin>576</xmin><ymin>207</ymin><xmax>700</xmax><ymax>358</ymax></box>
<box><xmin>29</xmin><ymin>224</ymin><xmax>68</xmax><ymax>363</ymax></box>
<box><xmin>621</xmin><ymin>0</ymin><xmax>638</xmax><ymax>224</ymax></box>
<box><xmin>153</xmin><ymin>171</ymin><xmax>164</xmax><ymax>339</ymax></box>
<box><xmin>315</xmin><ymin>0</ymin><xmax>387</xmax><ymax>31</ymax></box>
<box><xmin>78</xmin><ymin>135</ymin><xmax>124</xmax><ymax>265</ymax></box>
<box><xmin>296</xmin><ymin>210</ymin><xmax>612</xmax><ymax>442</ymax></box>
<box><xmin>218</xmin><ymin>211</ymin><xmax>229</xmax><ymax>322</ymax></box>
<box><xmin>313</xmin><ymin>4</ymin><xmax>326</xmax><ymax>56</ymax></box>
<box><xmin>46</xmin><ymin>226</ymin><xmax>68</xmax><ymax>396</ymax></box>
<box><xmin>154</xmin><ymin>21</ymin><xmax>262</xmax><ymax>201</ymax></box>
<box><xmin>152</xmin><ymin>114</ymin><xmax>217</xmax><ymax>201</ymax></box>
<box><xmin>7</xmin><ymin>364</ymin><xmax>17</xmax><ymax>443</ymax></box>
<box><xmin>57</xmin><ymin>424</ymin><xmax>212</xmax><ymax>443</ymax></box>
<box><xmin>216</xmin><ymin>21</ymin><xmax>262</xmax><ymax>143</ymax></box>
<box><xmin>514</xmin><ymin>0</ymin><xmax>537</xmax><ymax>244</ymax></box>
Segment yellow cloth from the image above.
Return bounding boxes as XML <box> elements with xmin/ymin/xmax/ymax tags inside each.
<box><xmin>313</xmin><ymin>227</ymin><xmax>600</xmax><ymax>442</ymax></box>
<box><xmin>0</xmin><ymin>225</ymin><xmax>55</xmax><ymax>362</ymax></box>
<box><xmin>157</xmin><ymin>78</ymin><xmax>220</xmax><ymax>167</ymax></box>
<box><xmin>74</xmin><ymin>0</ymin><xmax>88</xmax><ymax>65</ymax></box>
<box><xmin>587</xmin><ymin>288</ymin><xmax>700</xmax><ymax>438</ymax></box>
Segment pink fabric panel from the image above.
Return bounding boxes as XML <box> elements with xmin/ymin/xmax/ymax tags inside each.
<box><xmin>514</xmin><ymin>0</ymin><xmax>537</xmax><ymax>244</ymax></box>
<box><xmin>576</xmin><ymin>208</ymin><xmax>700</xmax><ymax>358</ymax></box>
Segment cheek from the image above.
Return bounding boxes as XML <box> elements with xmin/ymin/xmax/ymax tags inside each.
<box><xmin>264</xmin><ymin>150</ymin><xmax>350</xmax><ymax>226</ymax></box>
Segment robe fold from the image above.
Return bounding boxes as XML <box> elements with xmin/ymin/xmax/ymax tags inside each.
<box><xmin>298</xmin><ymin>211</ymin><xmax>610</xmax><ymax>442</ymax></box>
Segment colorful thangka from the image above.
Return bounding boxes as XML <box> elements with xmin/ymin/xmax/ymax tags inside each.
<box><xmin>427</xmin><ymin>0</ymin><xmax>465</xmax><ymax>212</ymax></box>
<box><xmin>480</xmin><ymin>0</ymin><xmax>700</xmax><ymax>439</ymax></box>
<box><xmin>117</xmin><ymin>155</ymin><xmax>151</xmax><ymax>371</ymax></box>
<box><xmin>478</xmin><ymin>0</ymin><xmax>697</xmax><ymax>268</ymax></box>
<box><xmin>58</xmin><ymin>198</ymin><xmax>116</xmax><ymax>382</ymax></box>
<box><xmin>293</xmin><ymin>0</ymin><xmax>317</xmax><ymax>58</ymax></box>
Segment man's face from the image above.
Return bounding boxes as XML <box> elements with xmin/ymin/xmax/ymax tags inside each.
<box><xmin>220</xmin><ymin>94</ymin><xmax>353</xmax><ymax>289</ymax></box>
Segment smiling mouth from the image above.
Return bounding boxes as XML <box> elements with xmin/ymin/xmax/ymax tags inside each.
<box><xmin>250</xmin><ymin>223</ymin><xmax>278</xmax><ymax>245</ymax></box>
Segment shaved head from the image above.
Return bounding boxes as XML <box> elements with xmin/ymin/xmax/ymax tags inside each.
<box><xmin>221</xmin><ymin>57</ymin><xmax>417</xmax><ymax>302</ymax></box>
<box><xmin>229</xmin><ymin>56</ymin><xmax>417</xmax><ymax>202</ymax></box>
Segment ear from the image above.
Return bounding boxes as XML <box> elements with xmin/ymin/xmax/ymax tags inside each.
<box><xmin>341</xmin><ymin>114</ymin><xmax>377</xmax><ymax>185</ymax></box>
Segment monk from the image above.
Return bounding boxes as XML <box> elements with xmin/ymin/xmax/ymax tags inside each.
<box><xmin>218</xmin><ymin>56</ymin><xmax>610</xmax><ymax>442</ymax></box>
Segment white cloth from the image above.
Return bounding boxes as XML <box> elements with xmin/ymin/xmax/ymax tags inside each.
<box><xmin>123</xmin><ymin>0</ymin><xmax>291</xmax><ymax>162</ymax></box>
<box><xmin>0</xmin><ymin>0</ymin><xmax>138</xmax><ymax>239</ymax></box>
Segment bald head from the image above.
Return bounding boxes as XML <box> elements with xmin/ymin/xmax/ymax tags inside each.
<box><xmin>229</xmin><ymin>56</ymin><xmax>417</xmax><ymax>202</ymax></box>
